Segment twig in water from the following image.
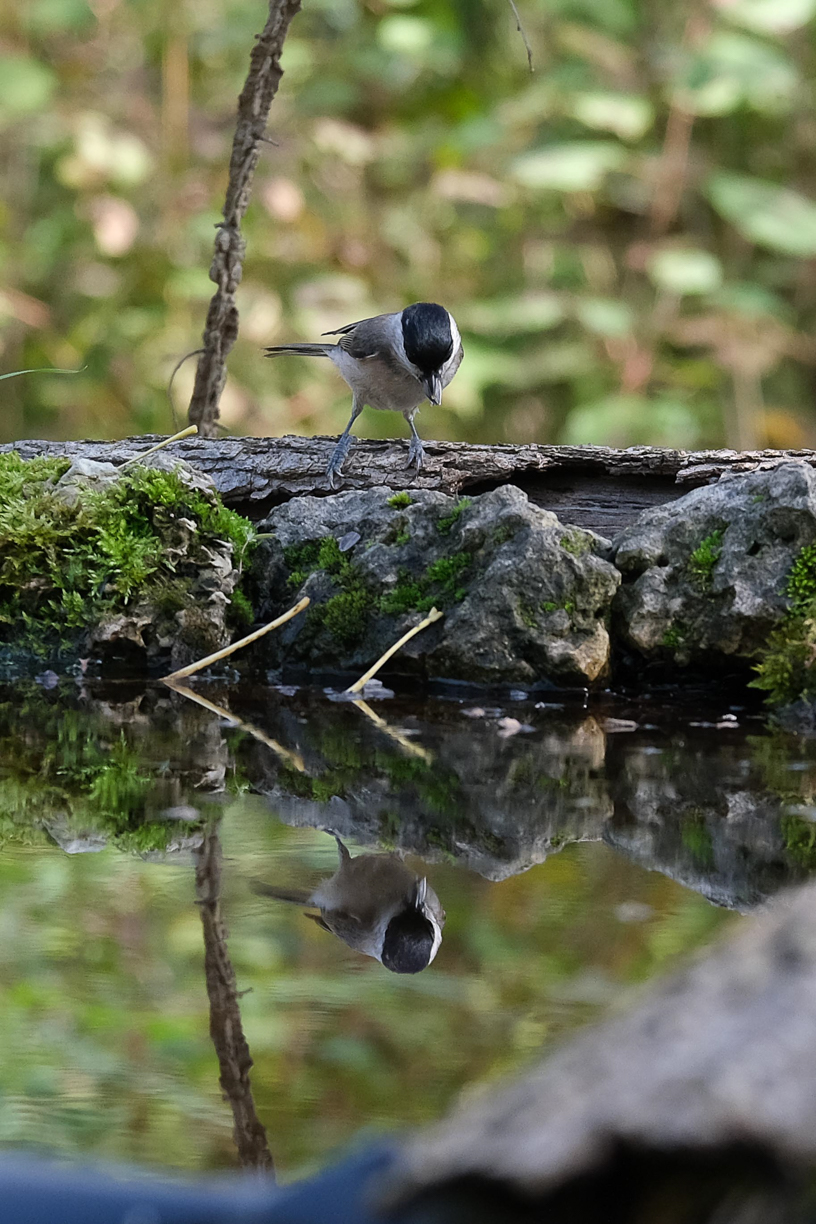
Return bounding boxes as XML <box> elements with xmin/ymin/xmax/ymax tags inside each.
<box><xmin>351</xmin><ymin>698</ymin><xmax>434</xmax><ymax>764</ymax></box>
<box><xmin>507</xmin><ymin>0</ymin><xmax>533</xmax><ymax>72</ymax></box>
<box><xmin>120</xmin><ymin>424</ymin><xmax>199</xmax><ymax>468</ymax></box>
<box><xmin>163</xmin><ymin>596</ymin><xmax>310</xmax><ymax>682</ymax></box>
<box><xmin>346</xmin><ymin>607</ymin><xmax>443</xmax><ymax>695</ymax></box>
<box><xmin>166</xmin><ymin>680</ymin><xmax>305</xmax><ymax>772</ymax></box>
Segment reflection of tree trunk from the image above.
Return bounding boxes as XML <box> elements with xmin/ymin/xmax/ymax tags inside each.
<box><xmin>195</xmin><ymin>824</ymin><xmax>274</xmax><ymax>1173</ymax></box>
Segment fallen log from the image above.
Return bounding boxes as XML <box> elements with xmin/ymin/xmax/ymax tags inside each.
<box><xmin>4</xmin><ymin>435</ymin><xmax>816</xmax><ymax>535</ymax></box>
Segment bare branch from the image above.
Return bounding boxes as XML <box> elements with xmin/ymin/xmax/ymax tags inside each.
<box><xmin>507</xmin><ymin>0</ymin><xmax>534</xmax><ymax>73</ymax></box>
<box><xmin>188</xmin><ymin>0</ymin><xmax>301</xmax><ymax>437</ymax></box>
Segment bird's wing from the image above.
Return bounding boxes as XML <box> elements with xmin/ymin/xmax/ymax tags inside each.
<box><xmin>322</xmin><ymin>315</ymin><xmax>394</xmax><ymax>361</ymax></box>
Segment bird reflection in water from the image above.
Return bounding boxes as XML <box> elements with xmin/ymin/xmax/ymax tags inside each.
<box><xmin>254</xmin><ymin>832</ymin><xmax>445</xmax><ymax>973</ymax></box>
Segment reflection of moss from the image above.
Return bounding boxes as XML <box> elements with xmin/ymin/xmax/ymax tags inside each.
<box><xmin>781</xmin><ymin>814</ymin><xmax>816</xmax><ymax>869</ymax></box>
<box><xmin>680</xmin><ymin>811</ymin><xmax>714</xmax><ymax>868</ymax></box>
<box><xmin>0</xmin><ymin>454</ymin><xmax>256</xmax><ymax>656</ymax></box>
<box><xmin>687</xmin><ymin>529</ymin><xmax>724</xmax><ymax>588</ymax></box>
<box><xmin>437</xmin><ymin>498</ymin><xmax>471</xmax><ymax>535</ymax></box>
<box><xmin>0</xmin><ymin>690</ymin><xmax>199</xmax><ymax>853</ymax></box>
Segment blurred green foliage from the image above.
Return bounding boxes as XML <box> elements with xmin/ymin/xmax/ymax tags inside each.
<box><xmin>3</xmin><ymin>0</ymin><xmax>816</xmax><ymax>449</ymax></box>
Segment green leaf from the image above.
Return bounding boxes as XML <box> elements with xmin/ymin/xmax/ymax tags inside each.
<box><xmin>562</xmin><ymin>394</ymin><xmax>701</xmax><ymax>448</ymax></box>
<box><xmin>512</xmin><ymin>142</ymin><xmax>628</xmax><ymax>192</ymax></box>
<box><xmin>0</xmin><ymin>57</ymin><xmax>56</xmax><ymax>124</ymax></box>
<box><xmin>646</xmin><ymin>249</ymin><xmax>723</xmax><ymax>296</ymax></box>
<box><xmin>569</xmin><ymin>92</ymin><xmax>653</xmax><ymax>141</ymax></box>
<box><xmin>707</xmin><ymin>172</ymin><xmax>816</xmax><ymax>256</ymax></box>
<box><xmin>573</xmin><ymin>298</ymin><xmax>634</xmax><ymax>337</ymax></box>
<box><xmin>458</xmin><ymin>293</ymin><xmax>565</xmax><ymax>335</ymax></box>
<box><xmin>670</xmin><ymin>33</ymin><xmax>796</xmax><ymax>117</ymax></box>
<box><xmin>722</xmin><ymin>0</ymin><xmax>816</xmax><ymax>35</ymax></box>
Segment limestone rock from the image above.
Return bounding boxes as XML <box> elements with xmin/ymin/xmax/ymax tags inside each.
<box><xmin>253</xmin><ymin>485</ymin><xmax>620</xmax><ymax>685</ymax></box>
<box><xmin>612</xmin><ymin>462</ymin><xmax>816</xmax><ymax>665</ymax></box>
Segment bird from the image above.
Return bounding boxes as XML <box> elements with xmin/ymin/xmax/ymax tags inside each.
<box><xmin>253</xmin><ymin>832</ymin><xmax>445</xmax><ymax>973</ymax></box>
<box><xmin>264</xmin><ymin>301</ymin><xmax>464</xmax><ymax>488</ymax></box>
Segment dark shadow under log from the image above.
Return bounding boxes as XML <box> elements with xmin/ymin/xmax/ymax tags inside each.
<box><xmin>5</xmin><ymin>436</ymin><xmax>816</xmax><ymax>536</ymax></box>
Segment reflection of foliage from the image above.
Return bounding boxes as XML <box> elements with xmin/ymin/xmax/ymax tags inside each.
<box><xmin>7</xmin><ymin>0</ymin><xmax>816</xmax><ymax>452</ymax></box>
<box><xmin>780</xmin><ymin>815</ymin><xmax>816</xmax><ymax>870</ymax></box>
<box><xmin>680</xmin><ymin>811</ymin><xmax>715</xmax><ymax>869</ymax></box>
<box><xmin>0</xmin><ymin>687</ymin><xmax>198</xmax><ymax>852</ymax></box>
<box><xmin>0</xmin><ymin>454</ymin><xmax>255</xmax><ymax>655</ymax></box>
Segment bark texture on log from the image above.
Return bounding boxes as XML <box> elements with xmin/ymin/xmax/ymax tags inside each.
<box><xmin>5</xmin><ymin>435</ymin><xmax>816</xmax><ymax>534</ymax></box>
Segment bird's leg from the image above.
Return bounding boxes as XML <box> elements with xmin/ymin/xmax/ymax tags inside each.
<box><xmin>327</xmin><ymin>399</ymin><xmax>363</xmax><ymax>489</ymax></box>
<box><xmin>406</xmin><ymin>411</ymin><xmax>425</xmax><ymax>473</ymax></box>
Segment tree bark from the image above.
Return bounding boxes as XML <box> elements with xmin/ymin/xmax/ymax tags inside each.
<box><xmin>188</xmin><ymin>0</ymin><xmax>301</xmax><ymax>437</ymax></box>
<box><xmin>6</xmin><ymin>436</ymin><xmax>816</xmax><ymax>536</ymax></box>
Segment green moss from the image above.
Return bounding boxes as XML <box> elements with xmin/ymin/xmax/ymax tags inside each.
<box><xmin>437</xmin><ymin>497</ymin><xmax>471</xmax><ymax>535</ymax></box>
<box><xmin>0</xmin><ymin>454</ymin><xmax>256</xmax><ymax>655</ymax></box>
<box><xmin>387</xmin><ymin>492</ymin><xmax>412</xmax><ymax>509</ymax></box>
<box><xmin>785</xmin><ymin>543</ymin><xmax>816</xmax><ymax>612</ymax></box>
<box><xmin>560</xmin><ymin>530</ymin><xmax>592</xmax><ymax>557</ymax></box>
<box><xmin>320</xmin><ymin>588</ymin><xmax>374</xmax><ymax>648</ymax></box>
<box><xmin>380</xmin><ymin>552</ymin><xmax>471</xmax><ymax>616</ymax></box>
<box><xmin>519</xmin><ymin>599</ymin><xmax>538</xmax><ymax>629</ymax></box>
<box><xmin>492</xmin><ymin>522</ymin><xmax>518</xmax><ymax>546</ymax></box>
<box><xmin>752</xmin><ymin>545</ymin><xmax>816</xmax><ymax>704</ymax></box>
<box><xmin>229</xmin><ymin>588</ymin><xmax>255</xmax><ymax>626</ymax></box>
<box><xmin>781</xmin><ymin>814</ymin><xmax>816</xmax><ymax>870</ymax></box>
<box><xmin>687</xmin><ymin>529</ymin><xmax>724</xmax><ymax>588</ymax></box>
<box><xmin>542</xmin><ymin>598</ymin><xmax>575</xmax><ymax>616</ymax></box>
<box><xmin>394</xmin><ymin>529</ymin><xmax>410</xmax><ymax>546</ymax></box>
<box><xmin>662</xmin><ymin>624</ymin><xmax>686</xmax><ymax>649</ymax></box>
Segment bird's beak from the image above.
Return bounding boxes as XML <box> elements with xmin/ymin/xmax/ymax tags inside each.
<box><xmin>423</xmin><ymin>374</ymin><xmax>443</xmax><ymax>406</ymax></box>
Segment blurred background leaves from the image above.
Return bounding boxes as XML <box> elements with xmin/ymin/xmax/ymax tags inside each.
<box><xmin>3</xmin><ymin>0</ymin><xmax>816</xmax><ymax>451</ymax></box>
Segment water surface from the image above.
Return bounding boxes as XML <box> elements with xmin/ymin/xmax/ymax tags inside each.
<box><xmin>0</xmin><ymin>679</ymin><xmax>813</xmax><ymax>1179</ymax></box>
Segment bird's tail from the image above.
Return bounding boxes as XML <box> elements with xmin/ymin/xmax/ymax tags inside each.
<box><xmin>252</xmin><ymin>881</ymin><xmax>314</xmax><ymax>906</ymax></box>
<box><xmin>264</xmin><ymin>343</ymin><xmax>334</xmax><ymax>358</ymax></box>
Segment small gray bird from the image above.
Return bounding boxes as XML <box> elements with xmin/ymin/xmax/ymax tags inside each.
<box><xmin>264</xmin><ymin>301</ymin><xmax>464</xmax><ymax>488</ymax></box>
<box><xmin>253</xmin><ymin>832</ymin><xmax>445</xmax><ymax>974</ymax></box>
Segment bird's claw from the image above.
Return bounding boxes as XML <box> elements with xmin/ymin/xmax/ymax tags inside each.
<box><xmin>407</xmin><ymin>437</ymin><xmax>425</xmax><ymax>473</ymax></box>
<box><xmin>326</xmin><ymin>435</ymin><xmax>352</xmax><ymax>489</ymax></box>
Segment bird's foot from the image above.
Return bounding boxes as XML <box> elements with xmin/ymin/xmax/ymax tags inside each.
<box><xmin>326</xmin><ymin>434</ymin><xmax>353</xmax><ymax>490</ymax></box>
<box><xmin>407</xmin><ymin>436</ymin><xmax>425</xmax><ymax>473</ymax></box>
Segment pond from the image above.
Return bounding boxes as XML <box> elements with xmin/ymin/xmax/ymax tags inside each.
<box><xmin>0</xmin><ymin>676</ymin><xmax>814</xmax><ymax>1182</ymax></box>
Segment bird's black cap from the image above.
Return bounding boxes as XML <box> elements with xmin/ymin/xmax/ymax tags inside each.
<box><xmin>401</xmin><ymin>302</ymin><xmax>453</xmax><ymax>375</ymax></box>
<box><xmin>381</xmin><ymin>907</ymin><xmax>436</xmax><ymax>974</ymax></box>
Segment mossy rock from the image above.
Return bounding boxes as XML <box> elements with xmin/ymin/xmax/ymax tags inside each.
<box><xmin>0</xmin><ymin>451</ymin><xmax>255</xmax><ymax>669</ymax></box>
<box><xmin>251</xmin><ymin>484</ymin><xmax>620</xmax><ymax>685</ymax></box>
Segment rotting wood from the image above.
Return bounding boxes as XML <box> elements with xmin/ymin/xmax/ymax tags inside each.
<box><xmin>4</xmin><ymin>435</ymin><xmax>816</xmax><ymax>535</ymax></box>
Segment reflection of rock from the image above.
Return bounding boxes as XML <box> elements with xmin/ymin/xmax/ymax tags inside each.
<box><xmin>605</xmin><ymin>732</ymin><xmax>810</xmax><ymax>909</ymax></box>
<box><xmin>613</xmin><ymin>462</ymin><xmax>816</xmax><ymax>667</ymax></box>
<box><xmin>244</xmin><ymin>704</ymin><xmax>612</xmax><ymax>880</ymax></box>
<box><xmin>252</xmin><ymin>485</ymin><xmax>620</xmax><ymax>685</ymax></box>
<box><xmin>44</xmin><ymin>816</ymin><xmax>107</xmax><ymax>854</ymax></box>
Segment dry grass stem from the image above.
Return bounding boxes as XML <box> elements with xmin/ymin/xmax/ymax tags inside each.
<box><xmin>163</xmin><ymin>596</ymin><xmax>310</xmax><ymax>681</ymax></box>
<box><xmin>346</xmin><ymin>607</ymin><xmax>443</xmax><ymax>695</ymax></box>
<box><xmin>120</xmin><ymin>424</ymin><xmax>199</xmax><ymax>467</ymax></box>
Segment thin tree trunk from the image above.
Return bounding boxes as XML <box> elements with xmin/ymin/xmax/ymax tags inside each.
<box><xmin>188</xmin><ymin>0</ymin><xmax>301</xmax><ymax>437</ymax></box>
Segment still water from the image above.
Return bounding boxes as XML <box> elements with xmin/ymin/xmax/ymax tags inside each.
<box><xmin>0</xmin><ymin>678</ymin><xmax>814</xmax><ymax>1180</ymax></box>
